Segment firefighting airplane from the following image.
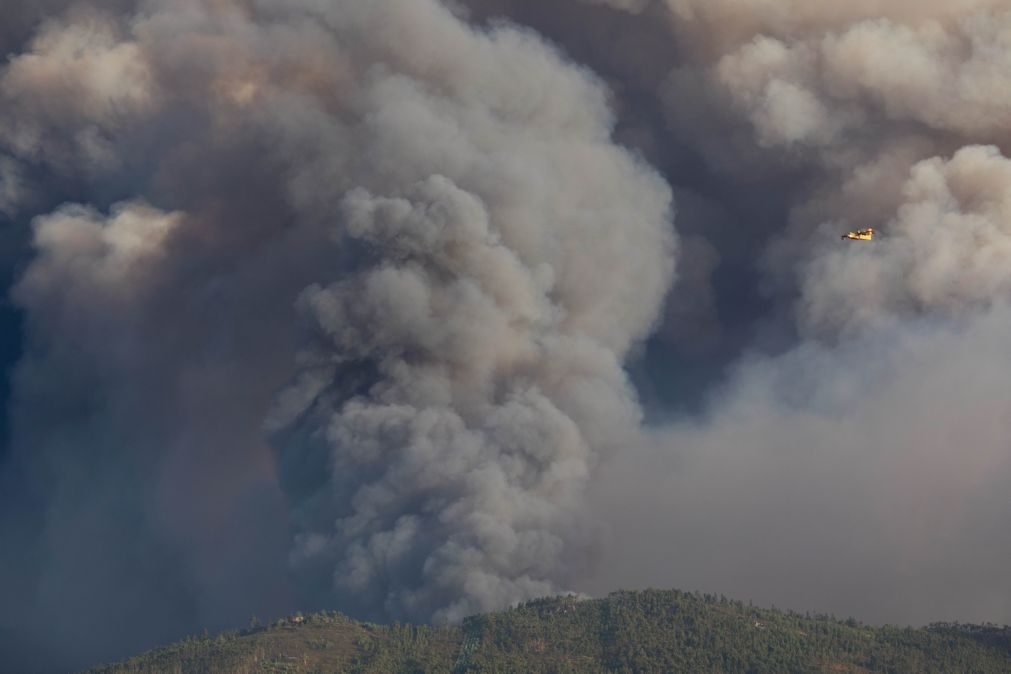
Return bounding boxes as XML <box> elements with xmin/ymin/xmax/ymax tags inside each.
<box><xmin>841</xmin><ymin>227</ymin><xmax>876</xmax><ymax>241</ymax></box>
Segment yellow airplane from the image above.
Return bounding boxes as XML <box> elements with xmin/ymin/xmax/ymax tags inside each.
<box><xmin>841</xmin><ymin>227</ymin><xmax>875</xmax><ymax>241</ymax></box>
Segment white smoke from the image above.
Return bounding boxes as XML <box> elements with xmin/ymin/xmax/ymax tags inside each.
<box><xmin>0</xmin><ymin>7</ymin><xmax>153</xmax><ymax>174</ymax></box>
<box><xmin>803</xmin><ymin>145</ymin><xmax>1011</xmax><ymax>334</ymax></box>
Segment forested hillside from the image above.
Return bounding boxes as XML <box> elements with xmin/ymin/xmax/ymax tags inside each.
<box><xmin>91</xmin><ymin>590</ymin><xmax>1011</xmax><ymax>673</ymax></box>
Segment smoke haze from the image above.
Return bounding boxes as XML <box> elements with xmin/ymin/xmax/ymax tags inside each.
<box><xmin>0</xmin><ymin>1</ymin><xmax>1009</xmax><ymax>671</ymax></box>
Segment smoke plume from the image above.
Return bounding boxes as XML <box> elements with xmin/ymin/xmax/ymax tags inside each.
<box><xmin>1</xmin><ymin>0</ymin><xmax>1010</xmax><ymax>671</ymax></box>
<box><xmin>471</xmin><ymin>0</ymin><xmax>1011</xmax><ymax>630</ymax></box>
<box><xmin>0</xmin><ymin>0</ymin><xmax>672</xmax><ymax>669</ymax></box>
<box><xmin>263</xmin><ymin>0</ymin><xmax>674</xmax><ymax>623</ymax></box>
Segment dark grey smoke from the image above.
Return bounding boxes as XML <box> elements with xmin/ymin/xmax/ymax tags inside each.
<box><xmin>0</xmin><ymin>0</ymin><xmax>672</xmax><ymax>670</ymax></box>
<box><xmin>1</xmin><ymin>0</ymin><xmax>1011</xmax><ymax>672</ymax></box>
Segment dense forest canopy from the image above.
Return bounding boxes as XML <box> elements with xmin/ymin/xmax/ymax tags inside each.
<box><xmin>94</xmin><ymin>590</ymin><xmax>1011</xmax><ymax>673</ymax></box>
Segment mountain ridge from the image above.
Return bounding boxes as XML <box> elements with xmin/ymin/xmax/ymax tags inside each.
<box><xmin>89</xmin><ymin>589</ymin><xmax>1011</xmax><ymax>673</ymax></box>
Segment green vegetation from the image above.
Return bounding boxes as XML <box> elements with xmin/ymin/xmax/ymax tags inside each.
<box><xmin>90</xmin><ymin>590</ymin><xmax>1010</xmax><ymax>673</ymax></box>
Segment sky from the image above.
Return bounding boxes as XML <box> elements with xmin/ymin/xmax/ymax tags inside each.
<box><xmin>0</xmin><ymin>1</ymin><xmax>1009</xmax><ymax>671</ymax></box>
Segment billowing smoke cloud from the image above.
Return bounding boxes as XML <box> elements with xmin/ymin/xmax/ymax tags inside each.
<box><xmin>261</xmin><ymin>0</ymin><xmax>674</xmax><ymax>624</ymax></box>
<box><xmin>0</xmin><ymin>0</ymin><xmax>672</xmax><ymax>670</ymax></box>
<box><xmin>803</xmin><ymin>146</ymin><xmax>1011</xmax><ymax>333</ymax></box>
<box><xmin>272</xmin><ymin>167</ymin><xmax>670</xmax><ymax>622</ymax></box>
<box><xmin>2</xmin><ymin>0</ymin><xmax>1011</xmax><ymax>671</ymax></box>
<box><xmin>470</xmin><ymin>0</ymin><xmax>1011</xmax><ymax>629</ymax></box>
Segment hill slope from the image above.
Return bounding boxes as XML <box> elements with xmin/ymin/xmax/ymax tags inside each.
<box><xmin>90</xmin><ymin>590</ymin><xmax>1011</xmax><ymax>673</ymax></box>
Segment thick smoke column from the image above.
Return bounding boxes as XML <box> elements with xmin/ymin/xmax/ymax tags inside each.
<box><xmin>0</xmin><ymin>0</ymin><xmax>672</xmax><ymax>669</ymax></box>
<box><xmin>273</xmin><ymin>165</ymin><xmax>671</xmax><ymax>621</ymax></box>
<box><xmin>265</xmin><ymin>3</ymin><xmax>675</xmax><ymax>621</ymax></box>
